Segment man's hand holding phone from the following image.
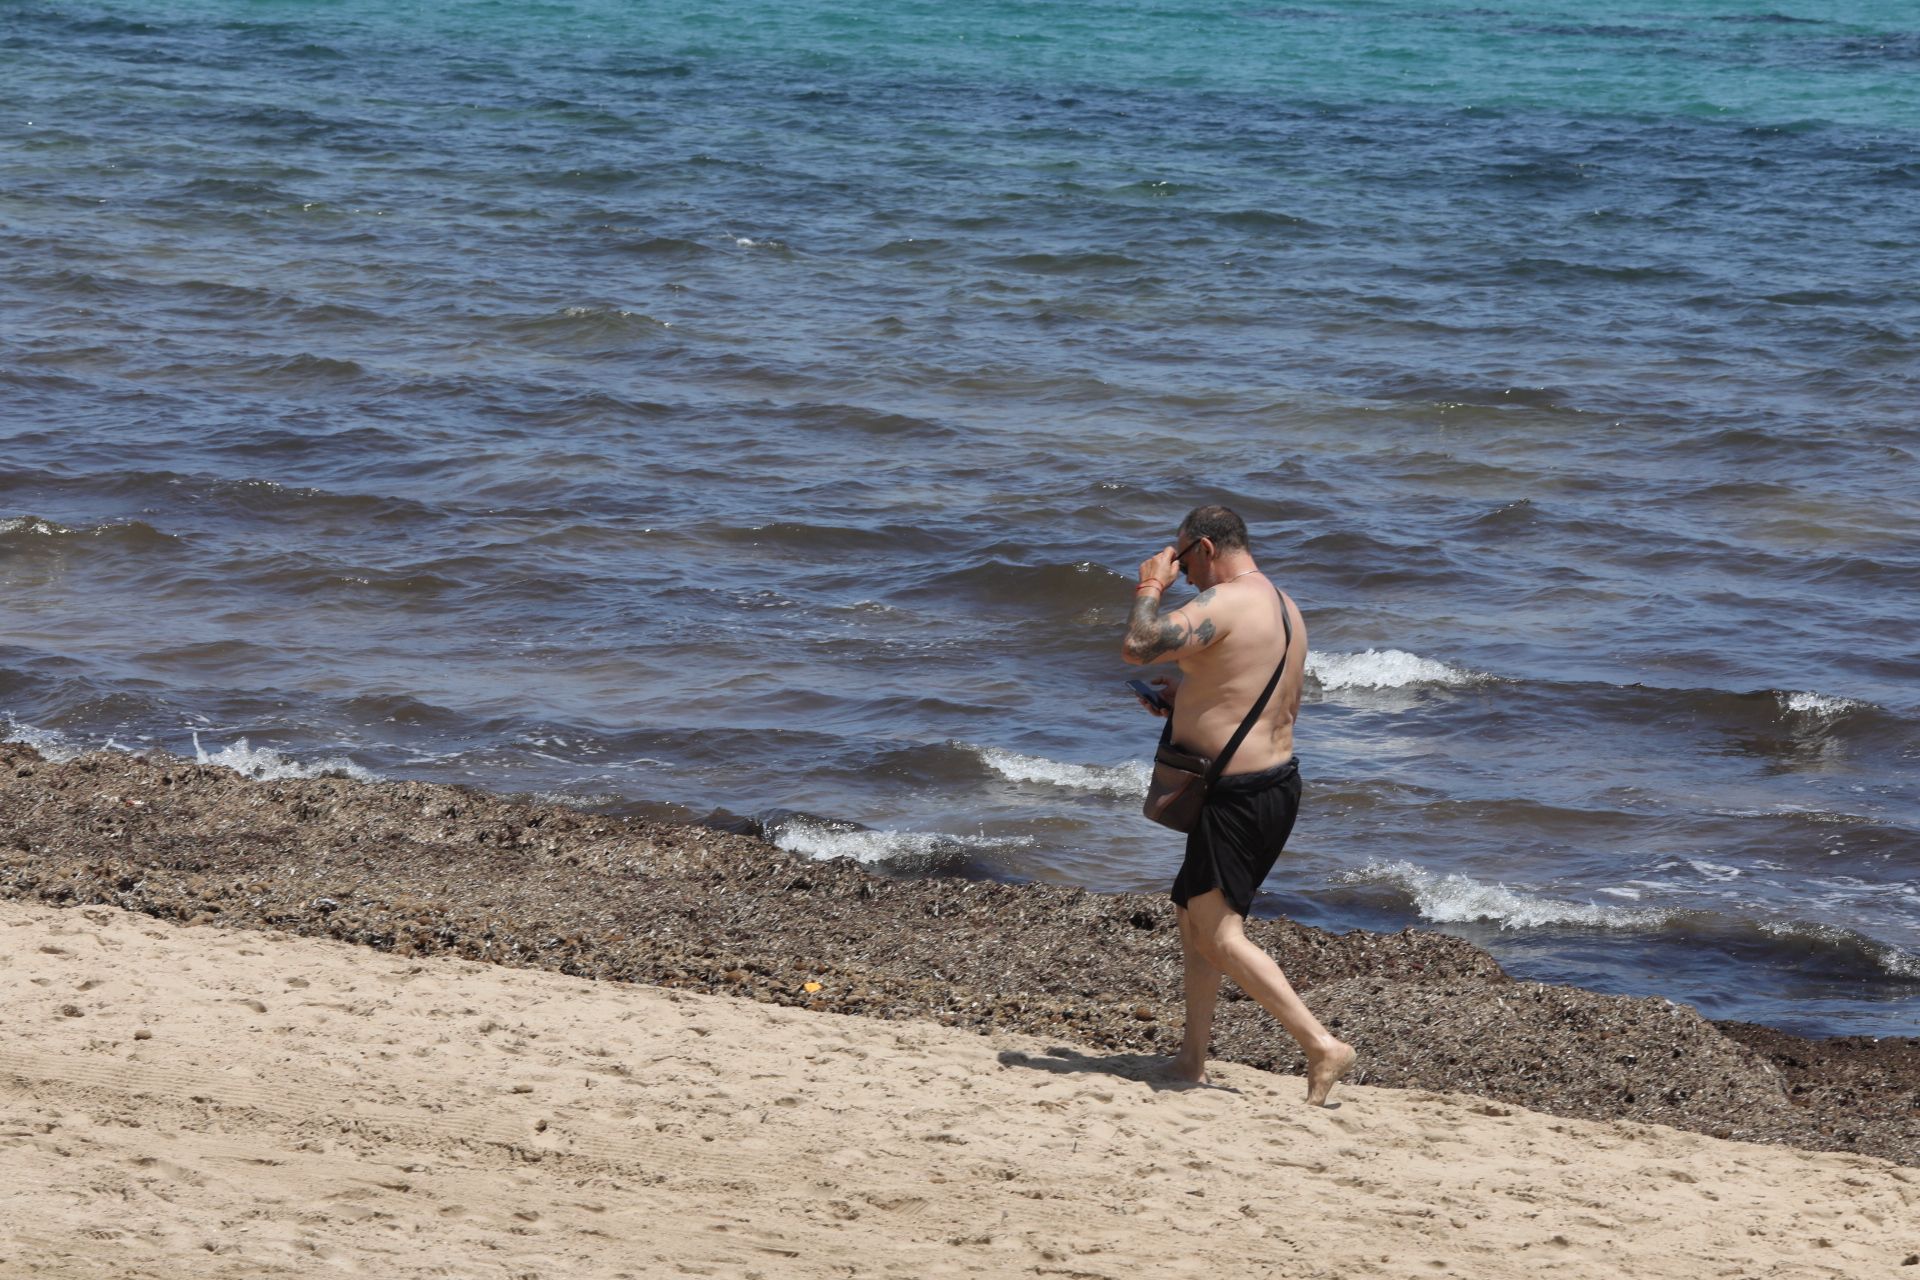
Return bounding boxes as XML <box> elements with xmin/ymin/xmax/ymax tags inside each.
<box><xmin>1127</xmin><ymin>676</ymin><xmax>1178</xmax><ymax>718</ymax></box>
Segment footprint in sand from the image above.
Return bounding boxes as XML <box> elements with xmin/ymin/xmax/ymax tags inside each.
<box><xmin>128</xmin><ymin>1154</ymin><xmax>208</xmax><ymax>1188</ymax></box>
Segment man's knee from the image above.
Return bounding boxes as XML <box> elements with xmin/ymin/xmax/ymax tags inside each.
<box><xmin>1177</xmin><ymin>907</ymin><xmax>1221</xmax><ymax>964</ymax></box>
<box><xmin>1182</xmin><ymin>890</ymin><xmax>1245</xmax><ymax>964</ymax></box>
<box><xmin>1196</xmin><ymin>935</ymin><xmax>1233</xmax><ymax>969</ymax></box>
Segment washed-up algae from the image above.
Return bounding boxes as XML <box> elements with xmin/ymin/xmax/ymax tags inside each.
<box><xmin>1</xmin><ymin>742</ymin><xmax>1912</xmax><ymax>1167</ymax></box>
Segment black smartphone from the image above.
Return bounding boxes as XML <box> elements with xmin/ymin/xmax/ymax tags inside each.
<box><xmin>1125</xmin><ymin>678</ymin><xmax>1170</xmax><ymax>712</ymax></box>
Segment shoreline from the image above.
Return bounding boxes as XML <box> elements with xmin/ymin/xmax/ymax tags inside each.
<box><xmin>1</xmin><ymin>741</ymin><xmax>1913</xmax><ymax>1168</ymax></box>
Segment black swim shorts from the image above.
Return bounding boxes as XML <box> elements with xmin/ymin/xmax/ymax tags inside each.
<box><xmin>1170</xmin><ymin>758</ymin><xmax>1302</xmax><ymax>918</ymax></box>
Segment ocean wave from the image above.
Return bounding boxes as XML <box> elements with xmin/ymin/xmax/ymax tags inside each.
<box><xmin>1339</xmin><ymin>859</ymin><xmax>1673</xmax><ymax>930</ymax></box>
<box><xmin>0</xmin><ymin>516</ymin><xmax>180</xmax><ymax>548</ymax></box>
<box><xmin>1307</xmin><ymin>649</ymin><xmax>1484</xmax><ymax>691</ymax></box>
<box><xmin>1778</xmin><ymin>690</ymin><xmax>1870</xmax><ymax>719</ymax></box>
<box><xmin>780</xmin><ymin>401</ymin><xmax>957</xmax><ymax>440</ymax></box>
<box><xmin>1341</xmin><ymin>859</ymin><xmax>1920</xmax><ymax>982</ymax></box>
<box><xmin>500</xmin><ymin>305</ymin><xmax>673</xmax><ymax>347</ymax></box>
<box><xmin>599</xmin><ymin>235</ymin><xmax>712</xmax><ymax>259</ymax></box>
<box><xmin>0</xmin><ymin>517</ymin><xmax>65</xmax><ymax>537</ymax></box>
<box><xmin>710</xmin><ymin>520</ymin><xmax>942</xmax><ymax>555</ymax></box>
<box><xmin>526</xmin><ymin>790</ymin><xmax>626</xmax><ymax>810</ymax></box>
<box><xmin>763</xmin><ymin>812</ymin><xmax>1029</xmax><ymax>867</ymax></box>
<box><xmin>1679</xmin><ymin>857</ymin><xmax>1744</xmax><ymax>883</ymax></box>
<box><xmin>899</xmin><ymin>559</ymin><xmax>1127</xmax><ymax>613</ymax></box>
<box><xmin>1212</xmin><ymin>208</ymin><xmax>1319</xmax><ymax>232</ymax></box>
<box><xmin>1</xmin><ymin>716</ymin><xmax>88</xmax><ymax>763</ymax></box>
<box><xmin>991</xmin><ymin>250</ymin><xmax>1143</xmax><ymax>274</ymax></box>
<box><xmin>19</xmin><ymin>470</ymin><xmax>435</xmax><ymax>526</ymax></box>
<box><xmin>968</xmin><ymin>745</ymin><xmax>1149</xmax><ymax>798</ymax></box>
<box><xmin>1758</xmin><ymin>919</ymin><xmax>1920</xmax><ymax>981</ymax></box>
<box><xmin>191</xmin><ymin>732</ymin><xmax>376</xmax><ymax>783</ymax></box>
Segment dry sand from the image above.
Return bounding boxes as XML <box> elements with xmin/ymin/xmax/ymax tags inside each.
<box><xmin>3</xmin><ymin>899</ymin><xmax>1913</xmax><ymax>1279</ymax></box>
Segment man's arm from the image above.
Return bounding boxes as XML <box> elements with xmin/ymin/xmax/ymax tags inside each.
<box><xmin>1121</xmin><ymin>586</ymin><xmax>1219</xmax><ymax>666</ymax></box>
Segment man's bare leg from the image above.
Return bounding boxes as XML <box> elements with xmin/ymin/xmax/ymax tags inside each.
<box><xmin>1170</xmin><ymin>905</ymin><xmax>1222</xmax><ymax>1084</ymax></box>
<box><xmin>1185</xmin><ymin>888</ymin><xmax>1356</xmax><ymax>1105</ymax></box>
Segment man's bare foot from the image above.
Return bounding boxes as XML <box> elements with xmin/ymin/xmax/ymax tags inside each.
<box><xmin>1166</xmin><ymin>1052</ymin><xmax>1210</xmax><ymax>1086</ymax></box>
<box><xmin>1305</xmin><ymin>1039</ymin><xmax>1356</xmax><ymax>1106</ymax></box>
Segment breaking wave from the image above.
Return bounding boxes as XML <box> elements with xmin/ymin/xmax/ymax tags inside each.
<box><xmin>762</xmin><ymin>811</ymin><xmax>1030</xmax><ymax>867</ymax></box>
<box><xmin>1777</xmin><ymin>690</ymin><xmax>1870</xmax><ymax>719</ymax></box>
<box><xmin>1307</xmin><ymin>649</ymin><xmax>1485</xmax><ymax>691</ymax></box>
<box><xmin>1340</xmin><ymin>859</ymin><xmax>1920</xmax><ymax>981</ymax></box>
<box><xmin>191</xmin><ymin>732</ymin><xmax>377</xmax><ymax>782</ymax></box>
<box><xmin>1339</xmin><ymin>859</ymin><xmax>1675</xmax><ymax>930</ymax></box>
<box><xmin>1758</xmin><ymin>919</ymin><xmax>1920</xmax><ymax>982</ymax></box>
<box><xmin>968</xmin><ymin>744</ymin><xmax>1149</xmax><ymax>798</ymax></box>
<box><xmin>1</xmin><ymin>716</ymin><xmax>89</xmax><ymax>763</ymax></box>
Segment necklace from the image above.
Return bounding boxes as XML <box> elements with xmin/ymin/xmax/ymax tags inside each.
<box><xmin>1216</xmin><ymin>567</ymin><xmax>1262</xmax><ymax>586</ymax></box>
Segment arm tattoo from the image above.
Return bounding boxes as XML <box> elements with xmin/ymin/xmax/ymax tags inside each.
<box><xmin>1124</xmin><ymin>594</ymin><xmax>1214</xmax><ymax>663</ymax></box>
<box><xmin>1124</xmin><ymin>592</ymin><xmax>1180</xmax><ymax>663</ymax></box>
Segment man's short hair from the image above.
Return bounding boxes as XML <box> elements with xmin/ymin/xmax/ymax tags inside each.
<box><xmin>1179</xmin><ymin>505</ymin><xmax>1249</xmax><ymax>552</ymax></box>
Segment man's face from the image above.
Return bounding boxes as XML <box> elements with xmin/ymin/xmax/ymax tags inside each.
<box><xmin>1174</xmin><ymin>532</ymin><xmax>1211</xmax><ymax>586</ymax></box>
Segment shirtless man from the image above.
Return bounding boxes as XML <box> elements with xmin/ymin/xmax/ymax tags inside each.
<box><xmin>1121</xmin><ymin>505</ymin><xmax>1356</xmax><ymax>1106</ymax></box>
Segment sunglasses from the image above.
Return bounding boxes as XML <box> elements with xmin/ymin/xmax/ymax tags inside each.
<box><xmin>1173</xmin><ymin>537</ymin><xmax>1209</xmax><ymax>570</ymax></box>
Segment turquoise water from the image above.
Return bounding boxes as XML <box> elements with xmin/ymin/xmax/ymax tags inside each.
<box><xmin>4</xmin><ymin>0</ymin><xmax>1918</xmax><ymax>1035</ymax></box>
<box><xmin>47</xmin><ymin>0</ymin><xmax>1920</xmax><ymax>125</ymax></box>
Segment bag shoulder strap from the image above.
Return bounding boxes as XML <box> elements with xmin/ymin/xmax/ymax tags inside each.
<box><xmin>1204</xmin><ymin>587</ymin><xmax>1292</xmax><ymax>786</ymax></box>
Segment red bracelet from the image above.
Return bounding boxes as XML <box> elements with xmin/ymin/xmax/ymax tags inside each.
<box><xmin>1134</xmin><ymin>582</ymin><xmax>1164</xmax><ymax>594</ymax></box>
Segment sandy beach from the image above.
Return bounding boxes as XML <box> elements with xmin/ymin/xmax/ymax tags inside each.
<box><xmin>11</xmin><ymin>5</ymin><xmax>1920</xmax><ymax>1274</ymax></box>
<box><xmin>4</xmin><ymin>894</ymin><xmax>1914</xmax><ymax>1279</ymax></box>
<box><xmin>3</xmin><ymin>744</ymin><xmax>1913</xmax><ymax>1169</ymax></box>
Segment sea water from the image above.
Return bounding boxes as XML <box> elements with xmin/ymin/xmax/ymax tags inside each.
<box><xmin>4</xmin><ymin>0</ymin><xmax>1917</xmax><ymax>1035</ymax></box>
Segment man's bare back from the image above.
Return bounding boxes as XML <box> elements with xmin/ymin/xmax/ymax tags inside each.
<box><xmin>1161</xmin><ymin>576</ymin><xmax>1306</xmax><ymax>774</ymax></box>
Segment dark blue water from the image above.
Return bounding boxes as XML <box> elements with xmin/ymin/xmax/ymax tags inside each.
<box><xmin>3</xmin><ymin>0</ymin><xmax>1917</xmax><ymax>1036</ymax></box>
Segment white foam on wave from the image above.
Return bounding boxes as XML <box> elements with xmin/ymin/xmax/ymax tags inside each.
<box><xmin>1779</xmin><ymin>690</ymin><xmax>1867</xmax><ymax>719</ymax></box>
<box><xmin>1876</xmin><ymin>946</ymin><xmax>1920</xmax><ymax>980</ymax></box>
<box><xmin>192</xmin><ymin>732</ymin><xmax>376</xmax><ymax>783</ymax></box>
<box><xmin>1757</xmin><ymin>919</ymin><xmax>1920</xmax><ymax>981</ymax></box>
<box><xmin>1341</xmin><ymin>859</ymin><xmax>1673</xmax><ymax>931</ymax></box>
<box><xmin>0</xmin><ymin>517</ymin><xmax>67</xmax><ymax>537</ymax></box>
<box><xmin>2</xmin><ymin>716</ymin><xmax>87</xmax><ymax>762</ymax></box>
<box><xmin>1307</xmin><ymin>649</ymin><xmax>1482</xmax><ymax>691</ymax></box>
<box><xmin>5</xmin><ymin>719</ymin><xmax>376</xmax><ymax>782</ymax></box>
<box><xmin>770</xmin><ymin>821</ymin><xmax>1029</xmax><ymax>866</ymax></box>
<box><xmin>1683</xmin><ymin>858</ymin><xmax>1744</xmax><ymax>883</ymax></box>
<box><xmin>527</xmin><ymin>790</ymin><xmax>625</xmax><ymax>810</ymax></box>
<box><xmin>969</xmin><ymin>745</ymin><xmax>1150</xmax><ymax>798</ymax></box>
<box><xmin>557</xmin><ymin>305</ymin><xmax>665</xmax><ymax>326</ymax></box>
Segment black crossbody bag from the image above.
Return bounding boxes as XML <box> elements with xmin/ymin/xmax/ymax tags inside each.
<box><xmin>1141</xmin><ymin>592</ymin><xmax>1292</xmax><ymax>833</ymax></box>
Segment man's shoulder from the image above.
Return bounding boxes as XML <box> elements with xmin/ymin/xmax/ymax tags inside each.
<box><xmin>1215</xmin><ymin>577</ymin><xmax>1291</xmax><ymax>643</ymax></box>
<box><xmin>1195</xmin><ymin>576</ymin><xmax>1276</xmax><ymax>609</ymax></box>
<box><xmin>1180</xmin><ymin>578</ymin><xmax>1269</xmax><ymax>648</ymax></box>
